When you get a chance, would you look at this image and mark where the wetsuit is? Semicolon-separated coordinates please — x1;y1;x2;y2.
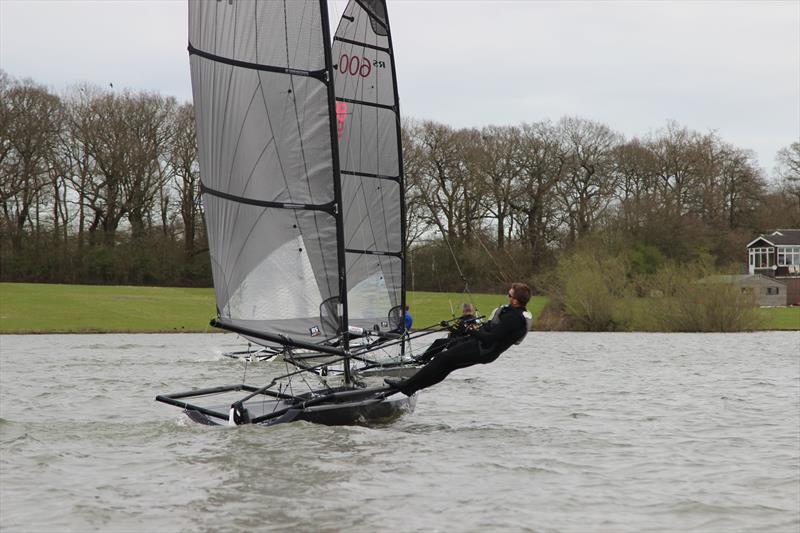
416;313;478;363
394;305;529;396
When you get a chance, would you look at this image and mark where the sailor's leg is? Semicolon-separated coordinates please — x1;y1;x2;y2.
416;337;449;362
398;339;484;395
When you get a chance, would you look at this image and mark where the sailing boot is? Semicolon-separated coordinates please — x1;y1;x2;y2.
383;377;405;389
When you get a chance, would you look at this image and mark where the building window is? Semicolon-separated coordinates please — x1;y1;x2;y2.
777;246;800;266
749;247;773;268
767;287;780;295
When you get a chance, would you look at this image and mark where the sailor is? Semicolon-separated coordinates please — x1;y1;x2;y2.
386;283;533;396
416;302;479;363
390;305;414;335
452;302;479;336
404;305;413;330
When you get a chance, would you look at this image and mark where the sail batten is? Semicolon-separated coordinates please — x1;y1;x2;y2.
188;43;328;79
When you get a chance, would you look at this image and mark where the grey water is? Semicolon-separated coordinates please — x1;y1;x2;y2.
1;332;798;533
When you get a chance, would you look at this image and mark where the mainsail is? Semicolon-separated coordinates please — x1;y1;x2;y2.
189;0;345;341
190;0;405;345
332;0;406;333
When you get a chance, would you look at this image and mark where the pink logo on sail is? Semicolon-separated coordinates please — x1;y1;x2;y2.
336;101;348;140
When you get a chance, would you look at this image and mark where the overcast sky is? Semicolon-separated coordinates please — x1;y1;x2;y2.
1;0;798;177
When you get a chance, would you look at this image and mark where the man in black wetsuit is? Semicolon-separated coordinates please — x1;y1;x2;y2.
386;283;532;396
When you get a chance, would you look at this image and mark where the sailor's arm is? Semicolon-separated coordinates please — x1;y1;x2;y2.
472;311;521;344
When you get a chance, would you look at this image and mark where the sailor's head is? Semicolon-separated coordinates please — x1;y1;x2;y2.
508;283;531;307
462;303;475;316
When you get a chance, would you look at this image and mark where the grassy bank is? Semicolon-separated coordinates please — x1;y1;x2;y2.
0;283;217;333
1;283;795;333
757;306;800;330
0;283;548;334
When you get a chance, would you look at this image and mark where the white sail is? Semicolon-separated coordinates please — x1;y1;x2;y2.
189;0;343;340
332;0;405;331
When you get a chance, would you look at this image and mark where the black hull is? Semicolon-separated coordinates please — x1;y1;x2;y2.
184;393;415;427
157;384;414;428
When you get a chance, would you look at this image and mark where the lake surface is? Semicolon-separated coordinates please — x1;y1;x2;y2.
1;332;798;532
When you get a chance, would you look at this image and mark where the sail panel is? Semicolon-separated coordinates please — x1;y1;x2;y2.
336;104;398;177
190;0;343;342
333;1;390;49
341;174;401;253
189;0;326;71
333;0;404;332
191;58;335;204
346;254;402;324
334;52;394;108
204;197;340;338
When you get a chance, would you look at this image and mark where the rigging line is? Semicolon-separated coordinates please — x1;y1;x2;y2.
473;230;511;283
439;225;468;286
283;357;294;397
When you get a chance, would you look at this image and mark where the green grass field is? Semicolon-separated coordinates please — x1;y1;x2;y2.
757;306;800;330
0;282;796;333
0;283;217;333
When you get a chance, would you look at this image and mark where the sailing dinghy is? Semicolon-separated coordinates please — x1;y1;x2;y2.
157;0;435;426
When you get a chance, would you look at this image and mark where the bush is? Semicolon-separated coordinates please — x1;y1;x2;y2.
549;246;629;331
638;263;764;332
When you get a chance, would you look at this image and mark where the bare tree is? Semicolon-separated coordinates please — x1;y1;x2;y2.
413;121;485;242
509;121;566;270
557;117;621;242
477;125;519;249
0;77;61;249
775;142;800;220
400;119;432;251
168;103;200;256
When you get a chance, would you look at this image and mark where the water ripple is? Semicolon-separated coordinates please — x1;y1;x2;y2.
0;332;798;532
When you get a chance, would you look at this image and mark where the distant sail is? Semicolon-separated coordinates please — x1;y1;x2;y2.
189;1;343;340
332;0;405;331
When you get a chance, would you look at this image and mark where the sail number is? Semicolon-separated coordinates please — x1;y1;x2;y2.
338;54;386;78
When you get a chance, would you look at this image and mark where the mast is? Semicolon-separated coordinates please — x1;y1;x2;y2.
320;0;352;383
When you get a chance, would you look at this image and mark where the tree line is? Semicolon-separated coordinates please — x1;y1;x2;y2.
1;72;205;285
2;71;799;291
